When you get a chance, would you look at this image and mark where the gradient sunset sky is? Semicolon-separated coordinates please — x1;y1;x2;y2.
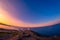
0;0;60;28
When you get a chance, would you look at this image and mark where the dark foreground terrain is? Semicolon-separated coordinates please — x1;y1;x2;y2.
0;23;60;40
0;29;60;40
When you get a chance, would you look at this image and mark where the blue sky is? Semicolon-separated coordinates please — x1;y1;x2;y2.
7;0;60;24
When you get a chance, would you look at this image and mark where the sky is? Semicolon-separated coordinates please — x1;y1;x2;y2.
7;0;60;23
0;0;60;28
7;0;60;22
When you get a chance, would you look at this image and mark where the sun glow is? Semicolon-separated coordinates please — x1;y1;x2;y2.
0;11;8;25
0;14;3;18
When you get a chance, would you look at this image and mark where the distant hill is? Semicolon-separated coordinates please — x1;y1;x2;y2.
0;23;18;32
0;23;15;27
0;23;20;30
